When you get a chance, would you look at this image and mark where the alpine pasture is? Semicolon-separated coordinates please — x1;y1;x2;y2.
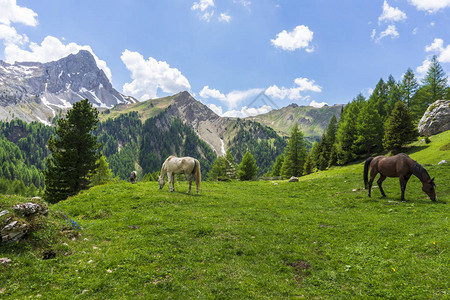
0;131;449;299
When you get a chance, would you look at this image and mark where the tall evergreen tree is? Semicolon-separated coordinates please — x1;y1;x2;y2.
44;99;101;203
237;151;258;181
385;75;401;117
368;79;389;120
422;55;448;103
270;154;285;177
400;68;419;108
355;101;383;155
383;101;418;153
280;124;307;178
335;95;364;164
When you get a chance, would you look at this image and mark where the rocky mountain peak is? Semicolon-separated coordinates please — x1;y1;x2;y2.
0;50;136;125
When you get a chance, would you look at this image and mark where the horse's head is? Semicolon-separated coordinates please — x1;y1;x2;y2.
422;177;436;201
158;175;165;189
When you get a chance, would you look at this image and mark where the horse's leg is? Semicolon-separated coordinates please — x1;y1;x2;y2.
168;173;174;192
186;173;192;194
368;170;377;198
377;174;387;197
399;174;411;202
171;174;175;192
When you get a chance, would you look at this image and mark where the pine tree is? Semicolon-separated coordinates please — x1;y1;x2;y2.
335;96;364;164
280;124;307;178
237;151;258;181
400;68;419;108
303;153;314;175
89;153;113;186
270;154;284;177
422;55;448;102
354;101;383;155
368;79;388;120
383;101;418;153
224;150;237;179
44;99;101;203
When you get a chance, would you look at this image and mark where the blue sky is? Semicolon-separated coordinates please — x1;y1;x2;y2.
1;0;450;117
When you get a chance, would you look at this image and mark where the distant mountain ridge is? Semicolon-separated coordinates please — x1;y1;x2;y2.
246;102;344;141
0;50;136;124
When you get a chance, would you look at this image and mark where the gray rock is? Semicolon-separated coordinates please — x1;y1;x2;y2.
289;176;299;182
13;202;48;216
438;160;447;165
0;210;8;218
418;100;450;136
0;258;11;266
0;220;29;244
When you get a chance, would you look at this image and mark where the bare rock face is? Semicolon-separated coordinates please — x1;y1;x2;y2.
13;202;48;216
289;176;299;182
418;100;450;136
0;219;29;244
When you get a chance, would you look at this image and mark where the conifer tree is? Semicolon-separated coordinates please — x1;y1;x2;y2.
270;154;284;177
400;68;419;108
335;96;364;164
89;153;113;186
368;79;388;120
237;151;258;181
383;101;418;153
280;124;307;177
422;55;448;102
44;99;101;203
303;153;314;175
355;101;383;155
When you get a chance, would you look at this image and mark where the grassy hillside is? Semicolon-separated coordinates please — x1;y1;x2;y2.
0;132;448;299
247;104;343;140
99;95;175;122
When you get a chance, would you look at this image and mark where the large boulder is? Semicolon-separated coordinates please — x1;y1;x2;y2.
418;100;450;136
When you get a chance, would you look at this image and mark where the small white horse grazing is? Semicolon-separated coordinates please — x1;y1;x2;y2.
158;156;201;194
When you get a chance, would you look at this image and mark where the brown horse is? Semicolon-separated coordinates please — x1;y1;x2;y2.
364;153;436;202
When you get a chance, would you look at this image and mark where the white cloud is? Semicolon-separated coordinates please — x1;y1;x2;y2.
425;38;450;63
4;35;112;80
0;0;38;26
379;0;407;24
234;0;251;7
219;13;232;23
416;58;431;78
222;105;272;118
0;23;28;45
265;77;322;100
425;38;444;52
309;100;328;108
199;86;262;110
200;86;227;101
121;49;191;100
271;25;314;52
191;0;215;22
208;103;223;116
408;0;450;13
372;25;399;42
412;27;418;35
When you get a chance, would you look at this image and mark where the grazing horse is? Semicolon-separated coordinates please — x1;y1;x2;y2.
158;156;201;194
364;153;436;202
129;171;137;184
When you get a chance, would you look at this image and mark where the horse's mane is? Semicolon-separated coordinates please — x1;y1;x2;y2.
413;162;431;181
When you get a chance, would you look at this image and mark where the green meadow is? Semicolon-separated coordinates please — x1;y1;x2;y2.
1;132;449;299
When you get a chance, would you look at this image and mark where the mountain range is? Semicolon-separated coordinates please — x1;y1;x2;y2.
0;50;136;125
0;50;342;156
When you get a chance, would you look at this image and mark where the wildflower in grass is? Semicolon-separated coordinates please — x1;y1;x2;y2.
392;268;396;272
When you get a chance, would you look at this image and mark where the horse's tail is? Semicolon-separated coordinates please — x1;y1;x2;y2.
193;159;201;190
364;157;374;189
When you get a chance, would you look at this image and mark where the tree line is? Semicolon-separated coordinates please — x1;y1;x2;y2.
268;55;449;178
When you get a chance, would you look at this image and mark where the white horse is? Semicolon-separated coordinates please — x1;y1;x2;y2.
158;156;201;194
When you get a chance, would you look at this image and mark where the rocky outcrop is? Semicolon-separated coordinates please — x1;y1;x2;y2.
418;100;450;136
0;50;137;124
0;200;48;244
